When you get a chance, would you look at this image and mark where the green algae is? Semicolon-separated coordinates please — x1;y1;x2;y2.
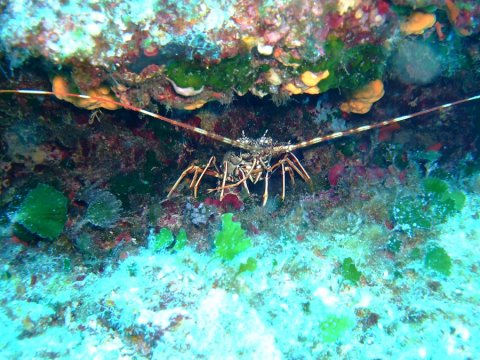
166;54;265;94
165;37;384;96
300;36;386;93
425;245;452;276
340;257;362;284
166;60;205;90
173;228;188;251
392;177;466;235
422;178;466;224
318;314;355;344
151;228;175;251
205;55;258;93
238;257;258;274
214;213;251;261
150;228;188;252
15;184;68;241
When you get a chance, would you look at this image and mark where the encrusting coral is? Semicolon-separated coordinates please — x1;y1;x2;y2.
339;79;384;114
400;12;436;35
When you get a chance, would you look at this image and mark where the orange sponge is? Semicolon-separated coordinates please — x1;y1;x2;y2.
52;75;120;110
340;80;384;114
400;12;436;35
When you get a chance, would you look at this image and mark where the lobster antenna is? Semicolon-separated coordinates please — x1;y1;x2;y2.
0;89;257;151
279;94;480;153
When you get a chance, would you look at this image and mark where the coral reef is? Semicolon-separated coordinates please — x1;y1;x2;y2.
1;0;478;111
0;1;480;359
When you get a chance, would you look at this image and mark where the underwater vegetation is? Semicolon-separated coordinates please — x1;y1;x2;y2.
79;188;123;229
12;184;68;241
214;213;252;261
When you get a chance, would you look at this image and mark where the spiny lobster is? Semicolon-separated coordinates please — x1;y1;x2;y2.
1;88;479;206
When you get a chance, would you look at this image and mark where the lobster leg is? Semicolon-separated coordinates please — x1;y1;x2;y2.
167;165;197;198
193;156;216;198
285;166;295;185
262;172;270;206
189;167;202;189
168;157;221;199
238;168;251;194
285;156;311;183
219;160;229;201
287;153;311;181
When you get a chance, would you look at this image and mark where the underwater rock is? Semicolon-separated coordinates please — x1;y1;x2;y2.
0;0;394;109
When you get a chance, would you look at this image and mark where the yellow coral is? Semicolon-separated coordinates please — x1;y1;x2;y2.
300;70;330;87
340;100;373;114
400;12;436;35
52;75;120;110
338;0;360;15
352;79;384;103
183;99;207;110
340;80;384;114
283;83;303;95
241;36;258;50
304;86;320;95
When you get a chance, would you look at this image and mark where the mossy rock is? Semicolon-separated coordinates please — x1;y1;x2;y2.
386;234;402;253
392;178;465;235
109;171;152;208
392;196;432;233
